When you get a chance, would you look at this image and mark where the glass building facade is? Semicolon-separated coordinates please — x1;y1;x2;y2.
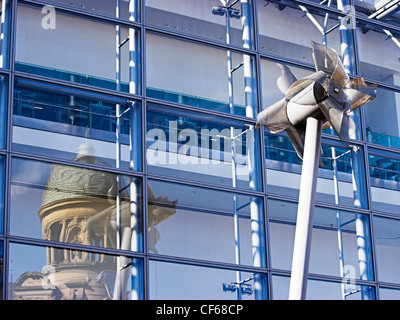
0;0;399;300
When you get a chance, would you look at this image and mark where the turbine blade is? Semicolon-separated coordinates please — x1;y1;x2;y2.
276;63;297;94
311;41;349;87
285;126;305;159
256;98;289;133
285;125;324;166
345;77;378;112
319;98;357;145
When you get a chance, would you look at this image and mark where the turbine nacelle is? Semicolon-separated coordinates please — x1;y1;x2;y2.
256;41;377;160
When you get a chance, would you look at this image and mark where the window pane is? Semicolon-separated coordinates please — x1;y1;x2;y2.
10;157;143;252
271;275;375;300
368;149;400;214
356;22;400;85
146;33;258;117
0;156;4;234
365;86;400;150
373;216;400;284
145;0;253;48
258;0;346;65
354;0;400;29
16;3;140;93
149;260;267;300
13;78;142;171
0;0;11;69
41;0;140;21
148;179;265;267
0;74;8;149
8;242;143;300
266;134;368;208
379;287;400;300
147;104;262;191
268;199;374;281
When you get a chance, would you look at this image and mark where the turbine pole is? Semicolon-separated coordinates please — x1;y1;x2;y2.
288;117;322;300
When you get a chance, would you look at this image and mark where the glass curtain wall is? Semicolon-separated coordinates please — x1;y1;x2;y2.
0;0;399;300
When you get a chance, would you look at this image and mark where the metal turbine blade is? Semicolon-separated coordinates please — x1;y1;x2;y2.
256;98;289;133
276;63;297;94
311;41;349;87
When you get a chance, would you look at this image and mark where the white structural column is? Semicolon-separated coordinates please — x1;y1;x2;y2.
288;117;322;300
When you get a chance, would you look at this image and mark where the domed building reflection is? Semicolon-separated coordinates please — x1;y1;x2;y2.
11;145;177;300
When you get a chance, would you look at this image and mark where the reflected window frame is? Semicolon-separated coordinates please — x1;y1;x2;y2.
146;178;266;267
267;199;374;282
146;102;263;192
12;77;142;172
15;2;142;94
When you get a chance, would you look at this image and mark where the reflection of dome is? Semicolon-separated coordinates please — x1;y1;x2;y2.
41;154;117;207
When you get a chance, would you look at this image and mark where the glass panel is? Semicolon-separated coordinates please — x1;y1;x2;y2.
373;216;400;284
368;149;400;214
149;260;267;300
354;0;400;29
0;242;2;299
146;33;258;117
0;0;11;69
268;199;374;281
0;74;7;149
148;179;265;267
379;287;400;300
147;104;262;191
266;134;368;208
41;0;140;21
12;78;142;171
0;156;4;234
16;3;141;94
10;157;143;252
258;0;346;65
145;0;254;48
271;275;375;300
8;242;143;300
356;21;400;84
365;86;400;150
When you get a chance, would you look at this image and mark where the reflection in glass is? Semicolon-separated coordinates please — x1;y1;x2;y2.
0;156;4;234
148;179;265;268
266;133;368;208
373;216;400;284
272;274;375;300
10;157;148;253
257;0;345;65
364;86;400;150
268;199;374;295
145;0;253;48
149;260;267;300
379;287;400;300
42;0;140;21
8;242;143;300
354;0;400;29
356;22;400;85
368;149;400;214
16;3;140;93
0;74;7;149
146;33;257;117
13;78;142;171
0;0;11;69
147;104;262;191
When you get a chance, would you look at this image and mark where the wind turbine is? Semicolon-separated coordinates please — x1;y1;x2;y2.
256;41;377;299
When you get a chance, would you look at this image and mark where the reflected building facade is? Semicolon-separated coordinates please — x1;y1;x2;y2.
0;0;400;300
